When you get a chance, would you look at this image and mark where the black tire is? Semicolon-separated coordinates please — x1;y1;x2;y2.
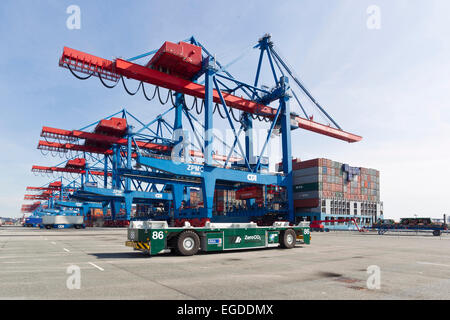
45;225;51;229
280;229;296;249
175;231;200;256
74;225;81;229
433;230;441;236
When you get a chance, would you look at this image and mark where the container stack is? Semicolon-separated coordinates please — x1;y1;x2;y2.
214;189;238;212
293;158;380;209
236;186;263;200
213;188;260;213
92;208;103;217
85;208;105;227
189;189;202;207
214;190;226;212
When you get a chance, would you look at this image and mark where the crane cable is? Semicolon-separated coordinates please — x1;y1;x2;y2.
142;83;158;101
67;65;94;80
121;76;142;95
180;94;239;123
67;64;268;124
98;72;119;89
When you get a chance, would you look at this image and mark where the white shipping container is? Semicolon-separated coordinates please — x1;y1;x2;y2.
42;215;83;225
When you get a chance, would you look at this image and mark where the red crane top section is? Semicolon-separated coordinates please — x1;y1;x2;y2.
59;46;362;143
48;181;62;188
95;117;127;136
147;41;202;79
65;158;86;170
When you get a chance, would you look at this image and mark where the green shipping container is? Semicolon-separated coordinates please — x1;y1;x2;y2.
293;182;322;193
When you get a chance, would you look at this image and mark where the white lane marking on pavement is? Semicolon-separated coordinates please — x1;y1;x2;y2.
63;248;70;252
88;262;104;271
417;261;450;267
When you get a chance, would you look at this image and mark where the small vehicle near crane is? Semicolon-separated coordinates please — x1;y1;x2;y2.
23;216;42;227
310;220;327;232
40;215;85;229
310;218;367;232
126;220;311;256
374;217;447;236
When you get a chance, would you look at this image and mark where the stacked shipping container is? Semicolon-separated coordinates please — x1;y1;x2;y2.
292;158;380;206
236;186;263;200
214;189;242;212
290;158;382;229
215;189;226;212
189;188;203;207
213;187;265;213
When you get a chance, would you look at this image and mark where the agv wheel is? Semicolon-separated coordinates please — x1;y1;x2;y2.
280;229;296;249
175;231;200;256
433;230;441;236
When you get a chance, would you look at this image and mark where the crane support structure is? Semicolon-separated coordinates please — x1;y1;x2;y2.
55;35;363;225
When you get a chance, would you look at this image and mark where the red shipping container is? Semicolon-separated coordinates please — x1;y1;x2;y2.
236;186;263;200
295;158;320;170
294;198;319;208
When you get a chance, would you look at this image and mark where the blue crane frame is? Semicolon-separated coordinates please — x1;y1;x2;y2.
53;34;361;224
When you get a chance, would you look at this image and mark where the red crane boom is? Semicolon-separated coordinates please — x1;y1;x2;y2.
31;165;111;177
41;126;170;152
59;46;362;143
39;129;241;161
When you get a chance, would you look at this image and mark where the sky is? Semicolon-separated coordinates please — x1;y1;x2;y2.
1;0;449;220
